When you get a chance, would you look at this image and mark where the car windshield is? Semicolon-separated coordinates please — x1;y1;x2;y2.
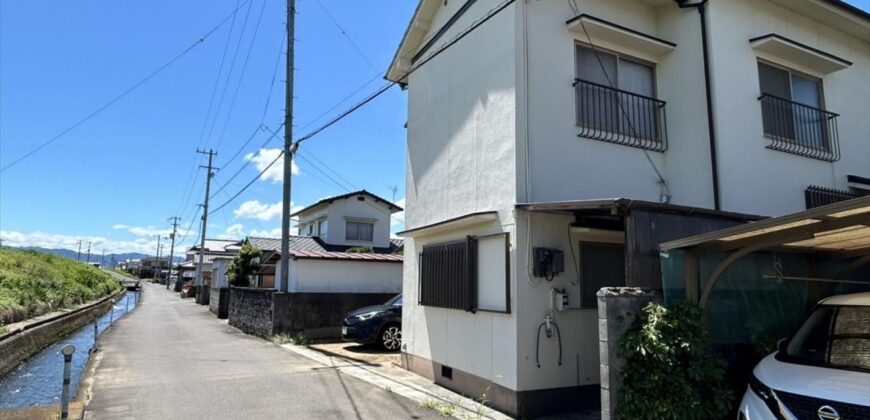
386;295;402;307
785;305;870;372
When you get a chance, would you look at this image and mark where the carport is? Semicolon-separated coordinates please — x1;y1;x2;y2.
660;196;869;309
658;196;869;379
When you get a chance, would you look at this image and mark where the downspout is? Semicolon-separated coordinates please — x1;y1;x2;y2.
676;0;721;210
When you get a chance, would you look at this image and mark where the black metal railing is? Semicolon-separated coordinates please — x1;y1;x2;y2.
759;94;840;162
805;185;863;209
574;79;667;152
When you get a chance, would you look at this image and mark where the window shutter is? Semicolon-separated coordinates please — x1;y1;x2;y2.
419;237;477;312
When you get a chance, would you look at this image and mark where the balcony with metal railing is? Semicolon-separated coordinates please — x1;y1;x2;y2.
574;79;668;152
758;93;840;162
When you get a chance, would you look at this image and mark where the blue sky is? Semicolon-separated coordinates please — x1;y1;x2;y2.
1;0;868;255
0;0;415;254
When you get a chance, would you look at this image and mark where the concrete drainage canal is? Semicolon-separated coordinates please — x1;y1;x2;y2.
0;290;140;409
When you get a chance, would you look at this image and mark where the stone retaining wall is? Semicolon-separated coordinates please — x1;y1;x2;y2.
272;292;395;340
0;290;124;379
227;287;275;339
597;287;661;420
209;287;230;319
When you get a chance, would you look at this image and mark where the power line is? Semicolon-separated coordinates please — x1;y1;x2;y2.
195;0;244;150
210;122;284;199
0;0;252;173
203;0;255;150
209;148;284;216
208;0;516;219
314;0;375;70
214;0;269;150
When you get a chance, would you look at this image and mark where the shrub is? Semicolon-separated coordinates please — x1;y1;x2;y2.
227;243;261;287
346;246;373;253
618;302;733;420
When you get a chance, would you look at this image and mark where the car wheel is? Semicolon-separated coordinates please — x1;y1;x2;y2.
380;324;401;351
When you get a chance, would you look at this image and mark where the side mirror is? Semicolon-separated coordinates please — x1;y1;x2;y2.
776;338;789;354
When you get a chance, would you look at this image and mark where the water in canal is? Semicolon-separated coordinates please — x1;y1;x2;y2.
0;291;139;408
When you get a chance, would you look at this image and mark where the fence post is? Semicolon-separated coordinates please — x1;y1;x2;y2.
60;344;75;419
109;299;115;324
93;317;99;352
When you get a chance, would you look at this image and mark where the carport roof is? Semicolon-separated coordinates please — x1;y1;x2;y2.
660;196;870;255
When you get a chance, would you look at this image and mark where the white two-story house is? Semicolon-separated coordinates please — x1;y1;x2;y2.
247;190;404;293
388;0;869;416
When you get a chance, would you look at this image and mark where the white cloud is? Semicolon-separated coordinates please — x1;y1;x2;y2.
233;200;283;221
0;230;169;255
244;148;299;183
248;227;282;238
112;224;193;239
217;223;246;240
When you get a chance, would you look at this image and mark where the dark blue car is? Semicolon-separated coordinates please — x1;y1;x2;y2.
342;294;402;351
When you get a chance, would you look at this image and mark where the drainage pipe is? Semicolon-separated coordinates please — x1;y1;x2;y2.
676;0;721;210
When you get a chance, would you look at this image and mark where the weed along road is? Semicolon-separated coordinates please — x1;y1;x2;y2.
84;283;439;419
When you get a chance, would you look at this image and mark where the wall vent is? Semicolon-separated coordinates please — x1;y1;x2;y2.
441;365;453;380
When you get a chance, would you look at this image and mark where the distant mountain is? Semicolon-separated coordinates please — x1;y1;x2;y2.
8;246;184;267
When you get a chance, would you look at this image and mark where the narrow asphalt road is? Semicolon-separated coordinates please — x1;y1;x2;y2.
84;283;439;420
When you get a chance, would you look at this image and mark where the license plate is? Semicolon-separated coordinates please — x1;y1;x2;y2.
341;326;348;335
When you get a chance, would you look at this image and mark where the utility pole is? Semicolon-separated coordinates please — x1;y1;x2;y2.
76;240;82;261
195;149;217;302
155;235;162;281
100;248;105;268
278;0;297;293
85;242;92;263
167;216;180;289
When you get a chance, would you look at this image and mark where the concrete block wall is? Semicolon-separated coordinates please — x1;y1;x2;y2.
209;287;230;319
272;292;395;340
597;287;661;420
227;287;275;339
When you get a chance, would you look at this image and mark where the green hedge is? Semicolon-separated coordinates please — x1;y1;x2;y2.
0;248;121;325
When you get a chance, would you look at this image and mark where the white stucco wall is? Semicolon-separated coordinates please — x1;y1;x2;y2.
402;220;519;391
402;0;519;391
291;259;402;293
297;195;395;249
707;0;870;216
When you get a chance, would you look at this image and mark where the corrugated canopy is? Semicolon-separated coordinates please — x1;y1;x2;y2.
660;196;870;255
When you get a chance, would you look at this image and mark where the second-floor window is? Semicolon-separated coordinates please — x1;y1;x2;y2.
574;43;666;151
318;220;328;237
757;61;839;161
345;221;373;242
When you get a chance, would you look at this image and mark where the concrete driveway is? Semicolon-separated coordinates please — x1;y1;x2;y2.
83;283;439;420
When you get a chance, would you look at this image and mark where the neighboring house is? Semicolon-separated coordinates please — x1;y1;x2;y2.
226;191;404;337
387;0;868;417
138;257;171;279
185;239;241;285
245;190;404;291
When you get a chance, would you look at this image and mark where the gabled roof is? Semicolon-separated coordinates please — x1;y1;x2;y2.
245;235;403;256
290;190;402;217
188;239;241;253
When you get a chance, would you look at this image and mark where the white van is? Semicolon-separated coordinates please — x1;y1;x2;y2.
738;292;869;419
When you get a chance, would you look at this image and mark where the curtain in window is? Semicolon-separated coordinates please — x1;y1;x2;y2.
576;45;618;132
618;59;656;139
345;221;373;241
791;75;825;148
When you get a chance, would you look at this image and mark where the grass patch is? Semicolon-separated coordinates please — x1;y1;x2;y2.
0;248;122;325
271;331;309;346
